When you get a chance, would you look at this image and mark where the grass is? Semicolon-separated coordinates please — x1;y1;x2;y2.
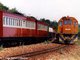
75;40;80;45
0;45;4;51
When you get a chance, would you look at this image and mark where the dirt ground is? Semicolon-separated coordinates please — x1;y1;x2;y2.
28;45;80;60
0;43;59;58
0;43;80;60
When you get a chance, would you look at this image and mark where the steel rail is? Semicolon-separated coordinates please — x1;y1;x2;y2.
10;45;69;57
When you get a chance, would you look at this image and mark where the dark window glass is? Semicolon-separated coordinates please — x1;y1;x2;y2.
64;20;72;24
6;17;8;25
74;22;77;26
59;21;62;26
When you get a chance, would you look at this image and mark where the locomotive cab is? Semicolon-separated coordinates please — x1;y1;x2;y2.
58;16;78;44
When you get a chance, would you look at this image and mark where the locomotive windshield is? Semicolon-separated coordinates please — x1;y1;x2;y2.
64;20;72;25
59;21;62;26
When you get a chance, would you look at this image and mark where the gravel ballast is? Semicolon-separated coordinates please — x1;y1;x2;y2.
0;43;59;58
0;43;80;60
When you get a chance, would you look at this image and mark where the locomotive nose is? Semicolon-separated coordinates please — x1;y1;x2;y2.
63;25;72;34
65;28;71;30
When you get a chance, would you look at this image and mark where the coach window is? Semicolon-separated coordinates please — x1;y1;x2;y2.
9;18;10;25
44;26;47;31
5;17;8;25
21;20;22;27
31;22;34;28
39;24;42;30
44;26;46;30
14;19;17;26
45;26;47;31
12;18;14;26
25;21;27;27
16;19;18;26
11;18;13;26
17;19;19;26
12;19;14;26
31;22;32;28
33;22;35;28
22;20;26;27
39;24;40;30
30;21;32;28
26;21;28;27
29;21;31;27
29;21;31;28
10;18;12;25
3;17;5;25
18;20;20;26
38;24;40;30
16;20;19;26
9;18;11;25
41;25;42;30
8;18;10;25
28;21;30;27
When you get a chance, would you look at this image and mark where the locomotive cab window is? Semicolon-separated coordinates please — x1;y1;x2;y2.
64;20;72;25
74;22;77;26
59;21;62;26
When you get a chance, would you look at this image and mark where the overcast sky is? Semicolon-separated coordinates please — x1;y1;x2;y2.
0;0;80;23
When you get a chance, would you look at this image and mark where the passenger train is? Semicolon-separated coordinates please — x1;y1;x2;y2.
0;10;78;46
0;11;55;46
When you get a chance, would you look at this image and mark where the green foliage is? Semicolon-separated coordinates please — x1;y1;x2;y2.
9;8;17;13
0;2;24;16
9;8;24;16
0;3;9;11
51;21;58;30
0;2;58;31
78;24;80;39
75;40;80;45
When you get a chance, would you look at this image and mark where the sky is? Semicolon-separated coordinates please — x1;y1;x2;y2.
0;0;80;23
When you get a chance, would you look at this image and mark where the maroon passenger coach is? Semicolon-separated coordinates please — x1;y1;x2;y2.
0;11;54;46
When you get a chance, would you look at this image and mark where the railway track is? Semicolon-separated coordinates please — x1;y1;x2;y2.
10;44;69;58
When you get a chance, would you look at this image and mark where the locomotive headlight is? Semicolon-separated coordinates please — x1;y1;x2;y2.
65;28;71;30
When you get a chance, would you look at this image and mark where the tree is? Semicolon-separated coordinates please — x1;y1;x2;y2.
9;8;17;12
9;8;24;16
29;16;37;20
45;19;51;25
0;3;9;11
51;21;58;31
40;18;46;23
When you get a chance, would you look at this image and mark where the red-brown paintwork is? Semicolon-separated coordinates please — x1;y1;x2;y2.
0;11;3;37
58;16;78;34
0;10;48;38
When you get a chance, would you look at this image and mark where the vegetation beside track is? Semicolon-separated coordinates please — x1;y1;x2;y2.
75;39;80;45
